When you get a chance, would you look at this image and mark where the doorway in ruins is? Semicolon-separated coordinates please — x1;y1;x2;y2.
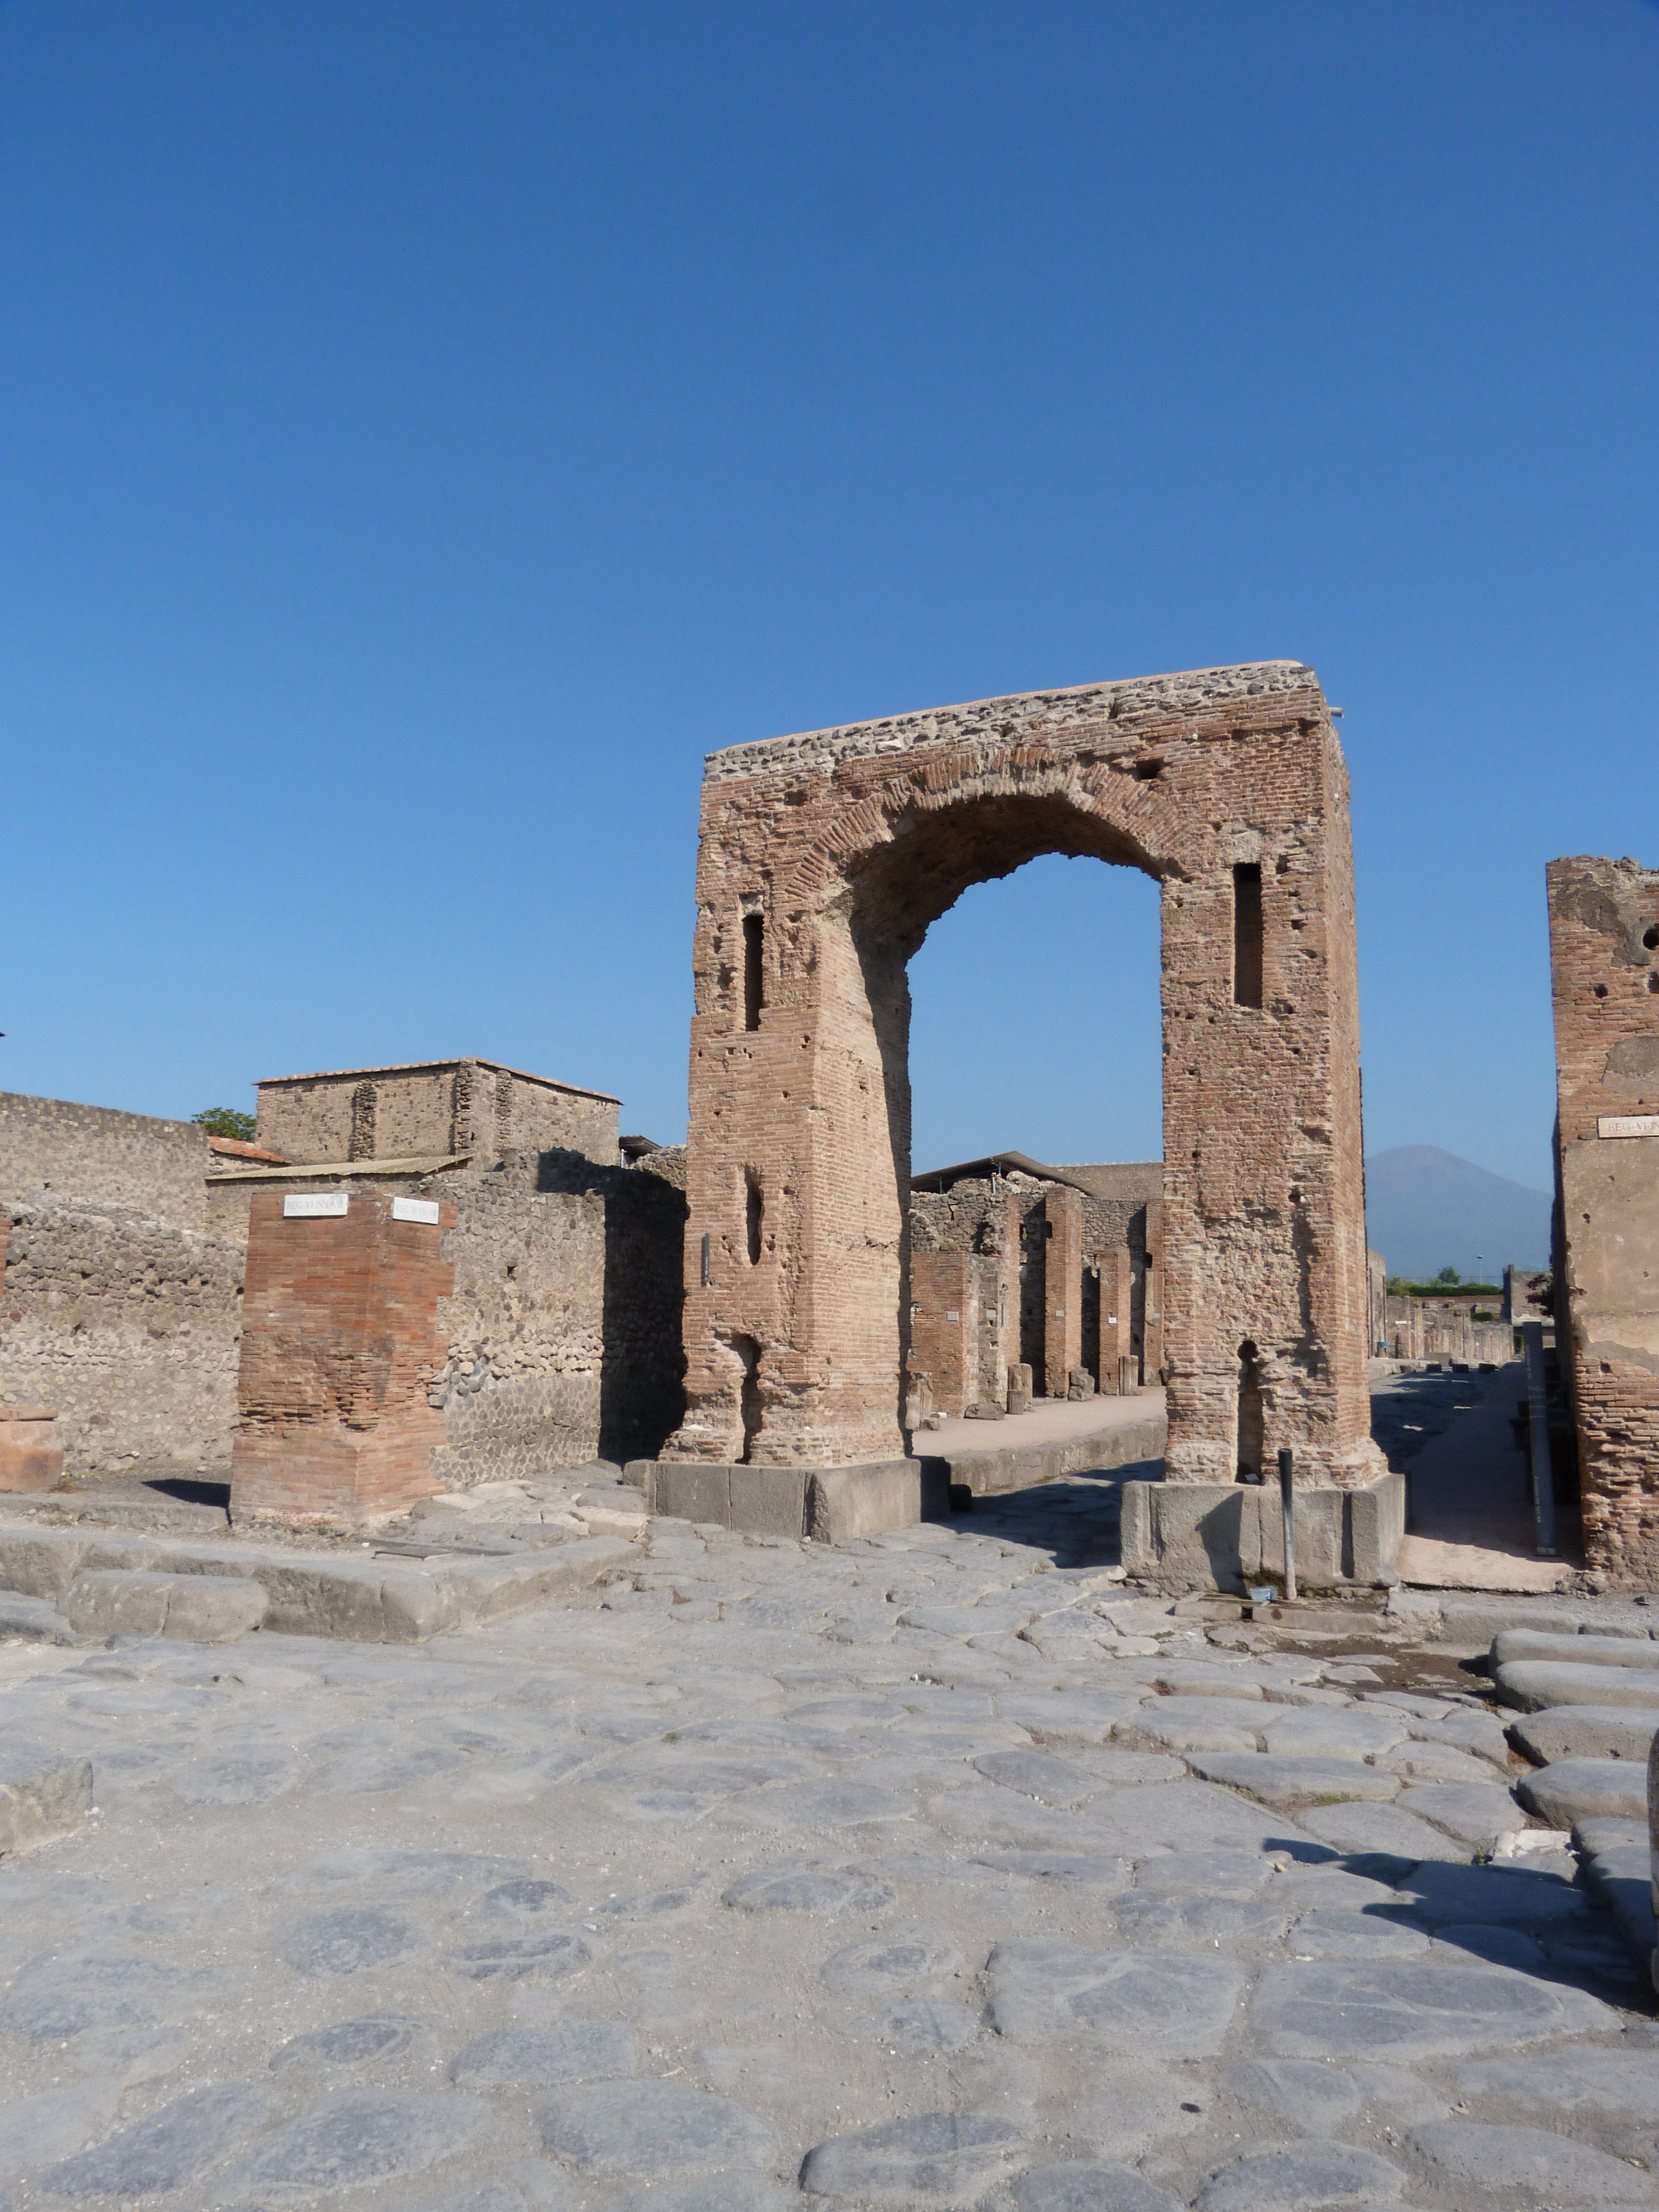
898;848;1165;1428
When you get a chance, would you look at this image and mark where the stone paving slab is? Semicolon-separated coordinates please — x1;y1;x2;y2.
1508;1704;1659;1765
1495;1657;1659;1711
1516;1756;1650;1829
0;1492;1656;2211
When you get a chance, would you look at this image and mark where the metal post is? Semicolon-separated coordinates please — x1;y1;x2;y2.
1277;1446;1297;1603
1521;1320;1558;1557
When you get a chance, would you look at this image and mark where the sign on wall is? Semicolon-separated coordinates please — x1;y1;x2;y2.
1598;1115;1659;1140
283;1192;349;1218
391;1197;441;1225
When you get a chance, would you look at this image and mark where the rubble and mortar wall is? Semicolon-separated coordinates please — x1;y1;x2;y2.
1547;855;1659;1583
255;1061;619;1170
1;1199;243;1475
1;1089;209;1224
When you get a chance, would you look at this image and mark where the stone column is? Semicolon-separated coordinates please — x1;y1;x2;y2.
1043;1187;1083;1400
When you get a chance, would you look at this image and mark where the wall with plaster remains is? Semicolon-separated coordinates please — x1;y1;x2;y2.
1547;854;1659;1583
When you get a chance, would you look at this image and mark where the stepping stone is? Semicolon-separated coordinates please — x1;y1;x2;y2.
1515;1756;1648;1827
1391;1783;1516;1848
1493;1627;1659;1671
1507;1705;1659;1764
1195;2142;1406;2210
232;2088;488;2191
1457;2045;1659;2122
1258;1708;1407;1759
1250;1957;1613;2058
1494;1659;1659;1712
1184;1753;1399;1808
1219;2059;1363;2127
538;2079;775;2175
987;1939;1243;2054
1015;2164;1180;2211
451;2021;635;2086
800;2112;1023;2203
1410;2121;1657;2203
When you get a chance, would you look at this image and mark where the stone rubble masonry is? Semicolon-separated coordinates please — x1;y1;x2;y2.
1547;855;1659;1584
253;1057;620;1172
231;1189;458;1525
1;1090;245;1478
664;661;1384;1501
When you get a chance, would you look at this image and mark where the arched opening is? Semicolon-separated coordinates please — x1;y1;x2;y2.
844;797;1165;1433
902;851;1163;1422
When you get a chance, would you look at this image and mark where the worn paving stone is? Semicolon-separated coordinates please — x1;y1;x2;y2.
1495;1659;1659;1712
607;2180;799;2212
0;2081;122;2187
1014;2163;1181;2211
1294;1799;1472;1864
971;1849;1131;1888
1507;1705;1659;1764
1183;1752;1400;1807
799;2112;1023;2203
1087;1780;1314;1854
988;1939;1244;2054
270;2015;418;2070
234;2087;489;2190
1287;1909;1430;1961
1389;1781;1517;1846
1457;2044;1659;2121
0;1946;221;2039
1257;1708;1408;1759
1515;1756;1649;1827
1133;1849;1277;1897
446;1928;592;1981
820;1930;963;1997
721;1865;893;1914
1410;2120;1657;2202
275;1905;423;1976
1112;1893;1291;1949
974;1749;1103;1805
1218;2059;1364;2128
538;2078;776;2175
1250;1957;1614;2057
1121;1702;1264;1754
41;2083;272;2198
873;1997;978;2053
452;2021;636;2086
1195;2141;1407;2209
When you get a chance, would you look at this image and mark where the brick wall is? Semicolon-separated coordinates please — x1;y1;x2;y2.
231;1189;455;1523
1547;855;1659;1582
664;660;1380;1490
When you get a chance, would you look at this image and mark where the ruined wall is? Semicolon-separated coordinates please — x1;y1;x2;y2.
255;1060;620;1170
0;1091;243;1476
1547;855;1659;1583
667;660;1381;1489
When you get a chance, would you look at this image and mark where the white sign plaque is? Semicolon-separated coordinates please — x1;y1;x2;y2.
392;1197;441;1225
283;1192;348;1218
1598;1115;1659;1140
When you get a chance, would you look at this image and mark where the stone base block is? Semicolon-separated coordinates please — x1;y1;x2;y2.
631;1459;951;1542
61;1570;270;1645
0;1412;63;1493
1121;1470;1405;1592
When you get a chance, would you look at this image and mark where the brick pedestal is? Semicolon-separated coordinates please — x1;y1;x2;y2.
231;1190;455;1527
0;1408;63;1491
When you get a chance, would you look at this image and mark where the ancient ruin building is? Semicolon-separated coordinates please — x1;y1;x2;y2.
2;1058;688;1521
1547;855;1659;1583
906;1153;1161;1418
657;660;1395;1584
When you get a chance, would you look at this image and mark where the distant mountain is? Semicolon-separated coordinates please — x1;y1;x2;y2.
1365;1145;1551;1281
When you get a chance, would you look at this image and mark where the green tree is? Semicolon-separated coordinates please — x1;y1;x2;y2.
1434;1266;1461;1286
192;1107;256;1143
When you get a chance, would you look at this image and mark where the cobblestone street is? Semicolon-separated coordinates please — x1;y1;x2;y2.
4;1476;1658;2212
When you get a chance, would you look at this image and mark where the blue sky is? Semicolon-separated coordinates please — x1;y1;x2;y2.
4;1;1655;1192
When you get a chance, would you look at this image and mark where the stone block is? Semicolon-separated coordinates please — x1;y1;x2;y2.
1007;1364;1033;1415
0;1411;63;1493
0;1748;93;1856
61;1570;269;1644
808;1462;933;1542
1121;1471;1404;1591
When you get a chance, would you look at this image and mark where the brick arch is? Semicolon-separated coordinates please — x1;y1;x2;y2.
664;661;1385;1521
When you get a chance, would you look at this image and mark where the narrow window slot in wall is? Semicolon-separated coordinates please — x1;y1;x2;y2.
745;1171;764;1265
742;913;764;1030
1233;863;1263;1009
